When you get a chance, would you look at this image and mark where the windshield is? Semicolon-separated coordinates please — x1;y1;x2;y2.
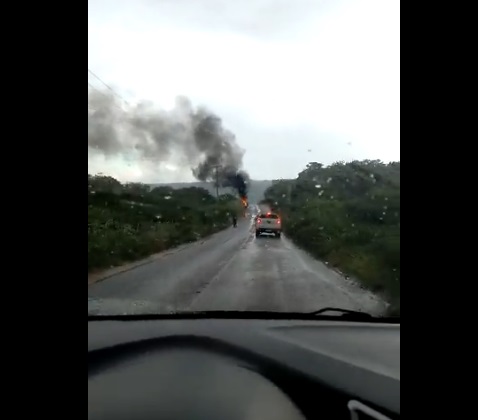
88;0;400;318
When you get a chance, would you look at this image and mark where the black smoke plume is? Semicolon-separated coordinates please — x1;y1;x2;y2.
88;89;248;199
223;169;248;200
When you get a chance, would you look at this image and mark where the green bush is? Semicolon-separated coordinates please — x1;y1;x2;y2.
262;160;400;315
88;175;241;272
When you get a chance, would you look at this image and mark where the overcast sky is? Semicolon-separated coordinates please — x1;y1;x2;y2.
88;0;400;182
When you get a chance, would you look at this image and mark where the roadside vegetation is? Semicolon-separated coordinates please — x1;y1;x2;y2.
88;174;242;272
262;160;400;315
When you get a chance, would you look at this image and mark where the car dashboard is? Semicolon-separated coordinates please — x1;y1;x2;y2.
88;317;400;420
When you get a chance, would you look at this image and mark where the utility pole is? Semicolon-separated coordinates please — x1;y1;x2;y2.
213;165;221;198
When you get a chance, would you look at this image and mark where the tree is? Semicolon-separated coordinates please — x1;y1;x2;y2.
263;160;400;315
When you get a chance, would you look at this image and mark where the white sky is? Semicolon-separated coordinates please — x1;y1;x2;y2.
88;0;400;182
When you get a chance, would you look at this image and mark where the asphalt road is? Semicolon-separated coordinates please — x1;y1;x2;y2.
88;216;387;315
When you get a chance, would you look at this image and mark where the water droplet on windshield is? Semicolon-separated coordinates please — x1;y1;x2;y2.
315;184;321;188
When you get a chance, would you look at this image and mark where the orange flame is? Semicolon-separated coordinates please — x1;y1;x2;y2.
241;197;248;208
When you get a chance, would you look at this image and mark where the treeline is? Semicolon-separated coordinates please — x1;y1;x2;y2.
262;160;400;315
88;175;241;272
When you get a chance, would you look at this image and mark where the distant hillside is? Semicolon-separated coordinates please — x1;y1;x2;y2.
150;180;273;204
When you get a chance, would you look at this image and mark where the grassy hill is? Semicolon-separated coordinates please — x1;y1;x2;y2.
150;180;273;204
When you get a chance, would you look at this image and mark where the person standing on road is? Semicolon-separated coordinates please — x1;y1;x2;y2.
232;214;237;227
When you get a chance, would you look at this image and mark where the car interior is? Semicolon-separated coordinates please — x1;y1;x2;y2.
88;314;400;420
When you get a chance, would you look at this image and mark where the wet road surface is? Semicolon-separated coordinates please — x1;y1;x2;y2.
88;217;387;315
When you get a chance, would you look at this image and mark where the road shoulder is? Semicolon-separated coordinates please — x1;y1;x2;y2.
88;231;222;286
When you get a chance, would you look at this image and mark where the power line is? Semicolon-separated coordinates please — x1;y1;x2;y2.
88;69;114;91
88;69;130;106
88;81;113;103
88;82;125;113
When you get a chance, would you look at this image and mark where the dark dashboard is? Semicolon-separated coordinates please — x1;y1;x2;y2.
88;316;400;420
